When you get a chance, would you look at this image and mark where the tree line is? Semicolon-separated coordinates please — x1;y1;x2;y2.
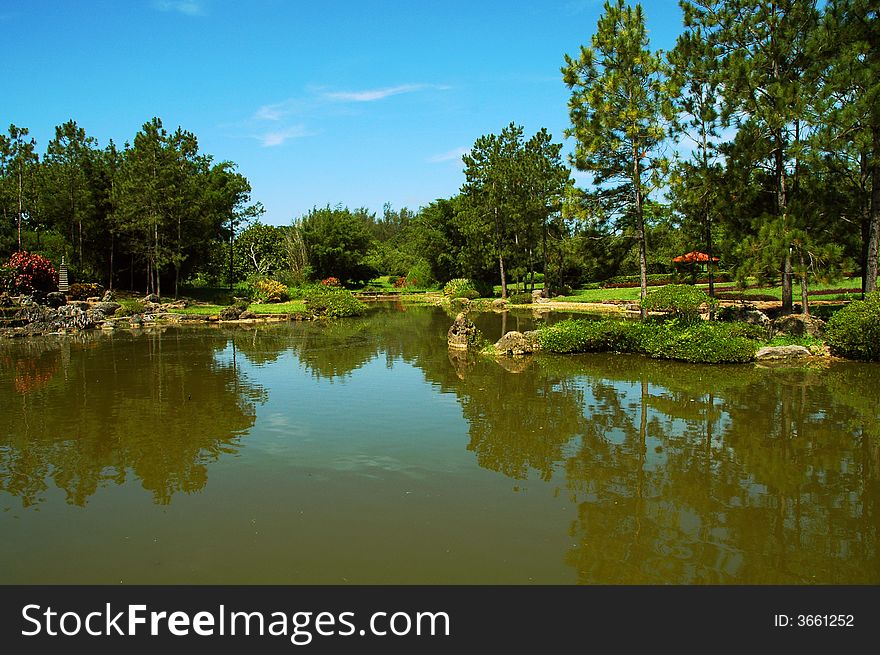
0;118;262;296
2;0;876;312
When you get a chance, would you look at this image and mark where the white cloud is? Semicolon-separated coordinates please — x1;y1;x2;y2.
253;100;301;122
427;147;469;164
152;1;206;16
323;83;449;103
258;125;310;147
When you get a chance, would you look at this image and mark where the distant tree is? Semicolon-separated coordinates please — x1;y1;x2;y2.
42;120;98;269
808;0;880;295
299;206;377;284
4;125;39;251
563;0;670;317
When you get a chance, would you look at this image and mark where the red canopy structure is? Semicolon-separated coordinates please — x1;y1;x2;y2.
672;250;720;264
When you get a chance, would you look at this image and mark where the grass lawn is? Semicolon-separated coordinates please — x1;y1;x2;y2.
166;301;307;315
166;305;228;315
249;301;307;314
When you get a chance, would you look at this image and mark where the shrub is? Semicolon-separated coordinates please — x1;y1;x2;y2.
508;292;532;304
68;282;104;300
457;289;480;300
825;291;880;361
443;278;493;298
321;276;342;287
5;251;58;293
251;279;290;303
538;318;759;363
443;278;476;297
0;264;15;292
641;284;716;323
304;287;366;318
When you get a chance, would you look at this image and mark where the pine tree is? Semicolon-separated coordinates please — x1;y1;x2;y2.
563;0;669;317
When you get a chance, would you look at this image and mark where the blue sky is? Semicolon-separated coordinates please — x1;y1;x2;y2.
4;0;686;226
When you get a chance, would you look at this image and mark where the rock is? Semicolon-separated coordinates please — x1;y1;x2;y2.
86;296;100;303
239;310;256;320
756;345;813;360
0;292;13;307
220;305;244;321
45;292;66;308
101;290;115;302
95;302;121;315
718;305;771;328
447;312;480;350
159;300;187;310
143;293;160;303
770;314;826;338
624;303;641;312
494;330;542;356
129;314;144;326
492;298;508;309
143;301;161;313
450;297;471;310
531;289;545;303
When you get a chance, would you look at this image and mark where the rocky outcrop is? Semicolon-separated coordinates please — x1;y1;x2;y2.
770;314;826;338
493;330;542;356
95;302;121;315
13;304;103;334
718;305;771;328
447;312;480;350
756;345;813;360
220;305;245;321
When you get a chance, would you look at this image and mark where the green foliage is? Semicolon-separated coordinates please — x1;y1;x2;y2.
299;206;377;285
304;287;366;318
508;292;533;305
233;222;291;279
563;0;669;304
443;278;476;297
538;318;759;363
443;278;493;299
641;284;716;322
825;292;880;360
0;264;15;293
250;278;289;303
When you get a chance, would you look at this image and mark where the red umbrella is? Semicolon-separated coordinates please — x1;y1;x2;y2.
672;250;720;263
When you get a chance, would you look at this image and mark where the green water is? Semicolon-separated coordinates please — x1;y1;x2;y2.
1;303;878;584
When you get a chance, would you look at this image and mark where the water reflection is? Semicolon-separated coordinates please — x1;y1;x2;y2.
1;305;877;583
0;329;264;506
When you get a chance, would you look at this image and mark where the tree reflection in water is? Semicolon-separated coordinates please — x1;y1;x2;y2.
0;329;264;506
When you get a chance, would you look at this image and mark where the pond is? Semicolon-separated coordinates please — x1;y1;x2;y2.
1;303;878;584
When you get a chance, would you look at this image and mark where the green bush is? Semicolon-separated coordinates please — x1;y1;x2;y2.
251;278;290;303
443;278;493;298
538;318;759;363
457;289;480;300
641;284;716;323
508;292;532;305
825;292;880;361
443;278;476;297
304;287;366;318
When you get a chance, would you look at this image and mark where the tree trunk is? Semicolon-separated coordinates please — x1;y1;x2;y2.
782;250;793;315
109;233;114;291
499;252;508;299
799;251;809;317
541;220;549;297
633;144;647;320
866;130;880;295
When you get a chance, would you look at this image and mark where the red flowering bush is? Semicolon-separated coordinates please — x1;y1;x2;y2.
320;277;341;287
6;251;58;293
